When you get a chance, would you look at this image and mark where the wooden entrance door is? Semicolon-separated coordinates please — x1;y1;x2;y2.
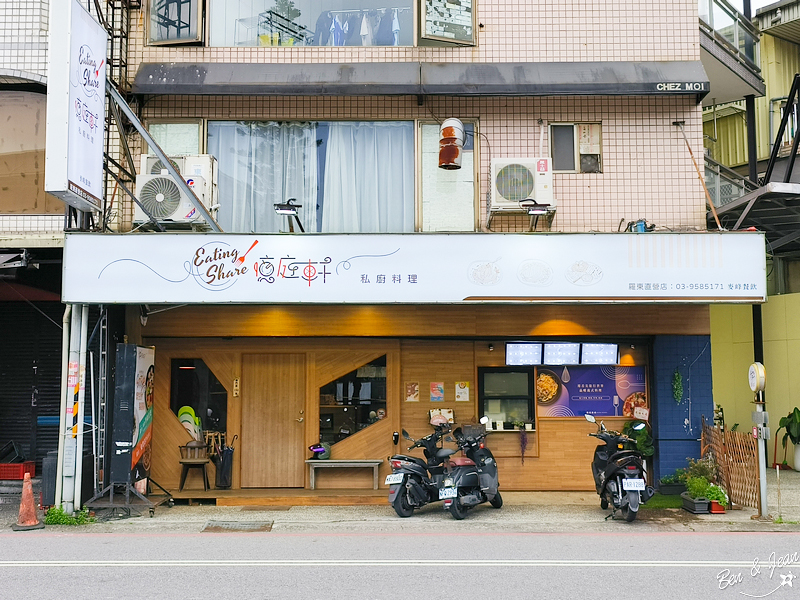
241;354;306;487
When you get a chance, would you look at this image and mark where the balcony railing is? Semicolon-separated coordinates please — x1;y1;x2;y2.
699;0;760;71
705;155;758;207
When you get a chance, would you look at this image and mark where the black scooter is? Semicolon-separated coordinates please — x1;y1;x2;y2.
387;418;455;517
585;414;654;522
440;416;502;520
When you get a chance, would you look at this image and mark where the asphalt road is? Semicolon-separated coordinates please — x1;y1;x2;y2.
1;528;798;600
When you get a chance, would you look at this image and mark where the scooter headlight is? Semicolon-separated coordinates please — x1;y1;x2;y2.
443;478;454;487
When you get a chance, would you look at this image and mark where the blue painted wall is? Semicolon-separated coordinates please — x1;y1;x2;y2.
651;335;713;484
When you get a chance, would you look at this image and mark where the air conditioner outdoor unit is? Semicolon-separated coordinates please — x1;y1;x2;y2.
134;173;214;225
135;154;219;226
490;158;555;212
141;154;218;188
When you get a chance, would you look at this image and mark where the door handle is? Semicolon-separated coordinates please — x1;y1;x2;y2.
296;417;304;423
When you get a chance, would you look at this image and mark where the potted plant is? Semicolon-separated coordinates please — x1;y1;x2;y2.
777;408;800;469
512;420;529;464
681;476;710;514
706;483;728;513
658;468;687;495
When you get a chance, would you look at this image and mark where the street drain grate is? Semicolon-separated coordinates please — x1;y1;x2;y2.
202;520;273;533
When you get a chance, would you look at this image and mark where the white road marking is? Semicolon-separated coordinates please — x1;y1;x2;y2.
0;559;753;568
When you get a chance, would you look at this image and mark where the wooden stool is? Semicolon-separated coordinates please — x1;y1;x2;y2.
179;458;210;491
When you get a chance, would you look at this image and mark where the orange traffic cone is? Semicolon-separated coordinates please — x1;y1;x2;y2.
12;472;44;531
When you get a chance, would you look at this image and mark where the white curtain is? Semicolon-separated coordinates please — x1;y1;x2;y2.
207;121;318;233
321;121;414;233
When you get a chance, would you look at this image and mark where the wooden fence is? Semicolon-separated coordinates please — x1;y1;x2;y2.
701;418;760;509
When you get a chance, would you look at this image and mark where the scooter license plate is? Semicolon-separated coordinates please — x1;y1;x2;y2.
385;473;404;485
439;486;458;499
622;478;645;491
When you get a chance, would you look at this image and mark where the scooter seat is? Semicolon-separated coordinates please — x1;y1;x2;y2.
449;457;476;467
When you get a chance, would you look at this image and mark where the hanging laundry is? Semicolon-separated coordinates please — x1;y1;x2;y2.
360;12;373;45
374;8;394;46
392;8;401;46
330;14;349;46
345;13;361;44
313;11;332;46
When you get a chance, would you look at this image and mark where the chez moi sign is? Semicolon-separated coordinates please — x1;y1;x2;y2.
62;231;767;305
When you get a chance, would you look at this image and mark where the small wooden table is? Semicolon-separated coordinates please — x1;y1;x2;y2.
305;459;383;490
179;458;210;491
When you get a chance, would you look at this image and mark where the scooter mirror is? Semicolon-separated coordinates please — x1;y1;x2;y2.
585;414;596;423
479;416;489;425
392;431;399;445
402;429;412;441
632;421;647;431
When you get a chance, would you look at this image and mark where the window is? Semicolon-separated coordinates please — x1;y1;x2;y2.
318;356;386;445
207;120;414;233
550;123;602;173
478;367;535;426
147;121;203;156
419;121;477;231
170;359;228;434
212;0;414;46
149;0;474;47
148;0;203;45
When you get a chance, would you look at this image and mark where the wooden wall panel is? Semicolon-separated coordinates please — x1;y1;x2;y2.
489;417;633;491
400;340;477;442
139;304;710;338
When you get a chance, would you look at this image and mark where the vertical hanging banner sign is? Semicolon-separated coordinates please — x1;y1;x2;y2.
44;0;107;212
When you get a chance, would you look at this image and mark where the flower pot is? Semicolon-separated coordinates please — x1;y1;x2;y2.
681;491;710;514
658;482;686;496
795;444;800;471
710;500;726;514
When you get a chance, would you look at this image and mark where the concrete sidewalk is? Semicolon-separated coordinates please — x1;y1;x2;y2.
2;468;799;534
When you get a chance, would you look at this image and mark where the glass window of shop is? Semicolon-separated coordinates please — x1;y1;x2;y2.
207;120;414;234
318;356;386;445
478;367;535;428
170;359;228;440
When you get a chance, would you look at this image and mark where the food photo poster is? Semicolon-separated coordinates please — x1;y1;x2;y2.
536;365;647;418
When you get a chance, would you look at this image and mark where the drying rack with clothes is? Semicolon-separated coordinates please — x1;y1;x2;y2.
258;10;314;46
312;7;411;47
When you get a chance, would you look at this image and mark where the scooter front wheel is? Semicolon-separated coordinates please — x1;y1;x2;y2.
489;491;503;509
600;498;609;510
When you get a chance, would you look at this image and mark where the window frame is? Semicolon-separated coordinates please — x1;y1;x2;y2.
478;366;536;428
550;122;603;174
416;119;480;232
146;0;204;46
144;119;206;156
418;0;477;46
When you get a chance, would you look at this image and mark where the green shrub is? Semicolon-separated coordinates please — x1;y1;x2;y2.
659;468;687;485
686;456;717;482
686;476;709;499
44;506;94;525
706;483;728;507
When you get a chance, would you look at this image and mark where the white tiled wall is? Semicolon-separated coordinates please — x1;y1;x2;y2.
0;215;63;234
0;0;48;77
135;94;706;233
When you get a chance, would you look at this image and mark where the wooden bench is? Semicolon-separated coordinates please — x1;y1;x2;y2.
305;459;383;490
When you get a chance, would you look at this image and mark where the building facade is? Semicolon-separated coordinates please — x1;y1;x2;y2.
2;0;769;499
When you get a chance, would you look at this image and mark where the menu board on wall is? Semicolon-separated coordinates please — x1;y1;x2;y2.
536;365;647;418
422;0;475;44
